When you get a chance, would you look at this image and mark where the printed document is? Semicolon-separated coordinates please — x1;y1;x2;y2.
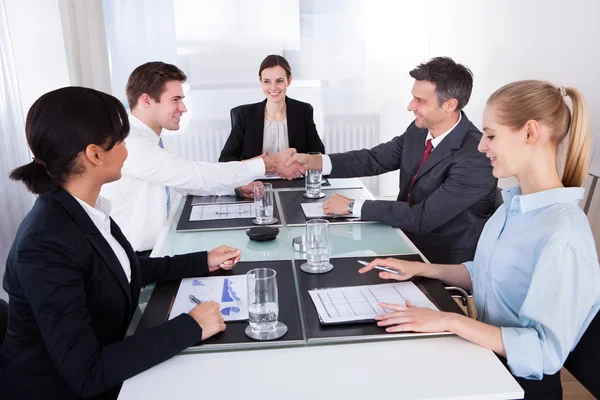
190;203;255;221
301;202;352;219
308;282;438;324
169;275;249;322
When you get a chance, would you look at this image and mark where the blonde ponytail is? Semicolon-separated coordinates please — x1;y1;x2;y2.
562;87;590;187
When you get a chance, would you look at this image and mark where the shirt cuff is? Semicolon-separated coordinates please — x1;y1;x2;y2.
321;155;332;175
501;327;543;379
352;199;366;218
246;158;266;176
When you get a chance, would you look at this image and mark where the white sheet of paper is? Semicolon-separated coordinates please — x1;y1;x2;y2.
190;195;251;206
169;276;249;321
308;282;439;324
301;202;349;219
189;203;255;221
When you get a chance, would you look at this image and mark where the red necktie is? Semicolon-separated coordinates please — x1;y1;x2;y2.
407;139;433;203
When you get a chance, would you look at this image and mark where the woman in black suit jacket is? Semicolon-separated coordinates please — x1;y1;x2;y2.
0;87;242;400
219;55;325;162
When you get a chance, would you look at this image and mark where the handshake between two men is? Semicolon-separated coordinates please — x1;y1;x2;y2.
241;149;353;216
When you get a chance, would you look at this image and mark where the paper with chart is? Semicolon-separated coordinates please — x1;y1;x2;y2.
189;203;255;221
301;202;353;219
308;282;438;324
169;275;249;321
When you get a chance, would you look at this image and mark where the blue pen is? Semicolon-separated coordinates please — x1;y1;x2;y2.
357;260;405;276
189;294;203;305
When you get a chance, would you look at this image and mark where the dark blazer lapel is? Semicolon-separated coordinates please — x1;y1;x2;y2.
248;100;267;156
415;111;470;180
51;189;133;309
110;219;142;315
285;97;300;149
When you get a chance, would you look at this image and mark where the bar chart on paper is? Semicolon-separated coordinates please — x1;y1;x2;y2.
308;282;439;324
169;275;249;321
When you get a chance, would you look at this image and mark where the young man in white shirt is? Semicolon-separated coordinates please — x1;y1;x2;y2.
101;61;303;254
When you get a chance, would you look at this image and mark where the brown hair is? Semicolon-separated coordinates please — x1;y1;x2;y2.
409;57;473;111
259;55;292;80
487;80;590;187
126;61;187;110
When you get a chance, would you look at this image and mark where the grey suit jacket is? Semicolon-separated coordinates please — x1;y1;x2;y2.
329;112;497;264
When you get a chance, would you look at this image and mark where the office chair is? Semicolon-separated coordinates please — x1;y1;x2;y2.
494;187;503;210
564;310;600;397
0;299;7;347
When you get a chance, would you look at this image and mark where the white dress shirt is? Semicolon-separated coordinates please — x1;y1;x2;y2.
72;194;131;283
321;113;462;217
101;115;266;252
262;118;289;155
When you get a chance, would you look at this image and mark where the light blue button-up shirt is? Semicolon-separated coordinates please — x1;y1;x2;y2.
463;186;600;379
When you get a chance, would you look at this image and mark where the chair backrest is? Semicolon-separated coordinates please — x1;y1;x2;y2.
0;299;7;347
494;187;503;210
564;310;600;398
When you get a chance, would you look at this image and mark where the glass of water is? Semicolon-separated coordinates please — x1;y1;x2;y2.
254;182;274;224
304;152;323;198
302;219;333;274
245;268;287;340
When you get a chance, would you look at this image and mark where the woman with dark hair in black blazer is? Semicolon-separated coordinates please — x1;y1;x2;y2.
219;54;326;162
0;87;242;400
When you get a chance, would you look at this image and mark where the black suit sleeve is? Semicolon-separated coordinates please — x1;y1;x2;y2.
328;134;404;178
219;107;246;162
360;150;495;233
16;231;203;398
138;252;209;286
304;104;326;154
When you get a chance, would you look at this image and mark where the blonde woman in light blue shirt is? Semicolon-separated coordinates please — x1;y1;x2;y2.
360;81;600;398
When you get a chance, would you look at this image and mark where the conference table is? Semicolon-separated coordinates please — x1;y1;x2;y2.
119;178;523;399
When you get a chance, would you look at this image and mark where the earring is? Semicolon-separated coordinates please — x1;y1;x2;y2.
99;162;103;165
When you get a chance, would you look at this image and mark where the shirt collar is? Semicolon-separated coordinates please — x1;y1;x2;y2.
129;114;162;144
502;185;584;214
426;112;462;148
71;194;113;232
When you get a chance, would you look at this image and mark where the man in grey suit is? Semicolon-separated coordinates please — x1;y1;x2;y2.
286;57;497;264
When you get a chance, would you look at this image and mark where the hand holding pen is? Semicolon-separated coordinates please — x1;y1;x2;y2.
188;298;226;341
357;258;422;281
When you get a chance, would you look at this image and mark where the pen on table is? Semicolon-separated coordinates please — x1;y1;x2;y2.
189;294;203;305
357;260;405;276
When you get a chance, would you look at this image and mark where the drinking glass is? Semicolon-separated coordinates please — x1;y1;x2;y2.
304;152;324;198
245;268;287;340
302;219;333;273
254;182;274;224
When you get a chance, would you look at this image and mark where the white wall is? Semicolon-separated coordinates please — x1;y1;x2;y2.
5;0;70;116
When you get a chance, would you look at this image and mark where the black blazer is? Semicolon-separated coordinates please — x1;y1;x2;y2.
0;189;210;400
219;97;325;161
329;112;497;264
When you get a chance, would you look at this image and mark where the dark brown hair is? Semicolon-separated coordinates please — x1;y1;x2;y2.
409;57;473;111
10;87;129;195
259;55;292;80
126;61;187;109
487;80;590;187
